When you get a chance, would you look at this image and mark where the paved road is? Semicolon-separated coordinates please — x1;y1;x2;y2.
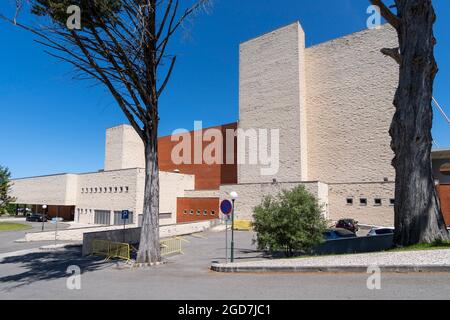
0;220;71;254
0;230;449;300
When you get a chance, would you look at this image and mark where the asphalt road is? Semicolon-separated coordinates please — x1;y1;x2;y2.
0;230;449;300
0;219;71;254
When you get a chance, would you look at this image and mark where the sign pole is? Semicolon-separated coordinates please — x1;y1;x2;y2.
55;215;58;246
231;199;235;263
225;217;228;263
123;217;126;243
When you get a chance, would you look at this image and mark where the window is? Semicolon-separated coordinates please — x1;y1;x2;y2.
125;186;129;193
203;210;208;216
346;198;353;205
211;210;215;216
197;210;201;216
360;198;368;206
109;187;113;193
90;188;93;193
99;188;102;193
374;198;382;206
390;198;395;206
114;187;118;193
119;187;123;193
81;188;84;193
190;210;194;215
183;210;187;215
104;187;107;193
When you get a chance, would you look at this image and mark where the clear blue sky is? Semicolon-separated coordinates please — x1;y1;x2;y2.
1;0;449;179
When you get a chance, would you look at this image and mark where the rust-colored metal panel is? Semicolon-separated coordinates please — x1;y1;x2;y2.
46;205;75;221
158;123;237;190
437;185;450;227
177;198;220;224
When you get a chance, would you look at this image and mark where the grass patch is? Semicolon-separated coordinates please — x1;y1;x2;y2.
388;240;450;252
0;222;32;232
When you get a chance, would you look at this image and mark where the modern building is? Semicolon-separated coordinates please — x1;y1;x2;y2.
11;22;450;227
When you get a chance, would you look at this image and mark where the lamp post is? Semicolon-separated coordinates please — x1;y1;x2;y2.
230;191;238;263
42;205;47;231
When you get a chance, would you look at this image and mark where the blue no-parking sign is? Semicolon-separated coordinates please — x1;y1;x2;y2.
220;200;232;216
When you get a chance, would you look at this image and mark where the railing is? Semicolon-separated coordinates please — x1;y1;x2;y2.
92;238;183;260
91;240;130;261
160;237;183;256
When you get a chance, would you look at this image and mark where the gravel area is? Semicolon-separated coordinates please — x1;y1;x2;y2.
215;249;450;268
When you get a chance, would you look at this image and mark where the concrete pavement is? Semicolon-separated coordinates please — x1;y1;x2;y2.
0;230;449;299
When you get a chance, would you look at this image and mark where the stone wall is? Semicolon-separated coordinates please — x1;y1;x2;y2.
328;182;395;226
11;174;78;206
305;25;398;184
220;182;328;221
238;22;307;184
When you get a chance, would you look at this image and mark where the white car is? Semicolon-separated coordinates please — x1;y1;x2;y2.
367;227;394;236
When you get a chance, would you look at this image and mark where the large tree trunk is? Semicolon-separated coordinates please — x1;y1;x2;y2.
391;0;449;246
136;127;161;264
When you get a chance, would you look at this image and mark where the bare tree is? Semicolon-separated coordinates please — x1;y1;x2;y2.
370;0;449;245
2;0;210;264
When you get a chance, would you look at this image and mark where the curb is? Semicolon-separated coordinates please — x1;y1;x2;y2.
210;263;450;273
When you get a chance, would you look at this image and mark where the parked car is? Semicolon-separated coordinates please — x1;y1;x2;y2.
26;214;47;222
323;228;358;240
367;227;394;236
335;218;359;233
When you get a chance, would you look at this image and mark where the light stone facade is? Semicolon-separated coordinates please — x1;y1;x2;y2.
13;123;194;226
220;182;329;221
230;22;398;225
12;22;410;227
11;174;78;206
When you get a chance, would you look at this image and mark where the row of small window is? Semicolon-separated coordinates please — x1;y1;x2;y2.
81;186;129;194
346;198;395;206
183;209;216;217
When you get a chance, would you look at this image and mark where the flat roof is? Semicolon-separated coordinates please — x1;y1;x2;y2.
432;148;450;160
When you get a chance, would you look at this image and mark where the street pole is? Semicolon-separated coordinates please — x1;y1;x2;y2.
41;205;47;232
55;215;58;246
225;217;229;263
231;199;235;263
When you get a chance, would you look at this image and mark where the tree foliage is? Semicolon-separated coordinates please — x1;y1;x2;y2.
252;186;327;257
2;0;210;264
0;166;16;215
30;0;122;28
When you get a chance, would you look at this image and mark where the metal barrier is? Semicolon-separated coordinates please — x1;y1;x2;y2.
91;238;182;260
109;242;131;261
160;237;183;256
91;240;130;261
233;220;252;231
92;240;111;258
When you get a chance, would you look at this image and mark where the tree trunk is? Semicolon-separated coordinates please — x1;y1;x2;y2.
391;0;449;246
136;127;161;264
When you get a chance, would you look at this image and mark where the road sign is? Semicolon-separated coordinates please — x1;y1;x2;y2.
121;210;129;220
220;200;232;215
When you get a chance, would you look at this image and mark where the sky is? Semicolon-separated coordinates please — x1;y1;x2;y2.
0;0;449;179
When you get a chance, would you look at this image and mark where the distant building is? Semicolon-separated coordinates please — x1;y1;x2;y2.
11;22;450;227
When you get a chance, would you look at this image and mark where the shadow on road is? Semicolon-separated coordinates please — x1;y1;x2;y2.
0;246;111;291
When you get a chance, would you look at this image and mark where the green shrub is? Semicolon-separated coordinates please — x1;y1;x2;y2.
252;186;327;257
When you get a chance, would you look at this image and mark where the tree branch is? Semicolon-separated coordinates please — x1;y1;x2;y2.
381;47;402;65
370;0;400;31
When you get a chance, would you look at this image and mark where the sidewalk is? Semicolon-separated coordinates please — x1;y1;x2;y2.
211;249;450;273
